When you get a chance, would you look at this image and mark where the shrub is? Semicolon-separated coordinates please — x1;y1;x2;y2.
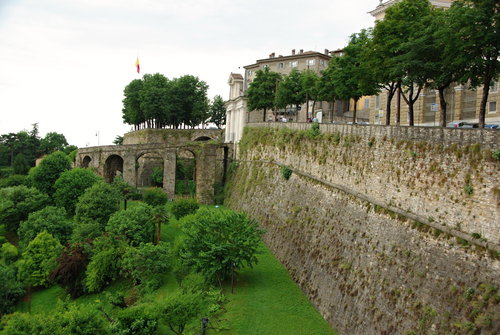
112;304;158;335
280;165;292;180
106;203;155;246
493;150;500;161
50;243;89;298
157;292;204;335
18;206;73;248
0;265;24;315
29;151;71;196
74;182;121;227
150;167;163;186
0;167;13;179
307;122;321;139
0;185;50;233
1;242;19;265
0;174;27;188
171;198;199;220
12;153;29;175
120;242;171;292
464;184;474;195
143;187;168;207
17;231;63;287
54;168;101;216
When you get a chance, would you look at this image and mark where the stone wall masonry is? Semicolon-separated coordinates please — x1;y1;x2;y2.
224;161;500;334
241;124;500;243
123;128;223;145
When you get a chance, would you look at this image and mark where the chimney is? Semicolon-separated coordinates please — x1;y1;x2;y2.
269;52;275;58
324;48;329;55
299;49;304;54
292;49;296;55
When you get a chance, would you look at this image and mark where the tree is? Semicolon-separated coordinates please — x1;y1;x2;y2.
0;265;24;315
301;70;321;119
328;29;379;123
18;231;63;287
0;185;50;233
246;67;282;121
317;66;338;121
113;135;124;145
54;168;101;216
140;73;171;129
120;242;171;291
170;75;210;128
208;95;226;129
12;153;29;175
142;187;169;207
122;79;145;130
113;303;158;335
275;69;306;119
74;182;121;227
448;0;500;128
39;132;69;154
170;198;199;220
157;291;204;335
29;151;71;197
105;203;155;247
180;208;264;289
18;206;73;248
50;243;89;298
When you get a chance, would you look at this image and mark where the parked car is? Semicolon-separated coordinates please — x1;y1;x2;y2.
484;124;499;129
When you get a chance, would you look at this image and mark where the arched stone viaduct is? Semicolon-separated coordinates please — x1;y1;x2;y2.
76;129;228;204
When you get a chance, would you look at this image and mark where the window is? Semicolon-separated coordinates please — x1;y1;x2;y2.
490;81;498;93
278;63;284;69
307;59;315;66
488;101;497;113
320;59;326;67
364;98;370;111
247;70;252;76
289;61;298;68
375;95;380;109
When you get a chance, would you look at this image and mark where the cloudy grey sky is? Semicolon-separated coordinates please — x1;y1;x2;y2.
0;0;378;147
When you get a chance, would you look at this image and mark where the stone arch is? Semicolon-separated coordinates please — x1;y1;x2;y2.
104;154;124;183
193;136;212;142
82;155;92;168
135;150;164;188
175;148;197;196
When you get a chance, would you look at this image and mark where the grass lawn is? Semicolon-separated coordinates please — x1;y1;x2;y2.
12;203;336;334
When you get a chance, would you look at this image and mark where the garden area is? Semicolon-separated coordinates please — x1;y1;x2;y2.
0;149;335;334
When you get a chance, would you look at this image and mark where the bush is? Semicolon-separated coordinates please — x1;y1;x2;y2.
493;150;500;161
143;187;168;207
171;198;199;220
17;231;63;287
54;168;101;216
112;304;158;335
12;153;30;175
50;243;89;298
280;165;292;180
0;185;50;233
0;167;13;179
74;182;121;226
307;122;321;138
157;291;204;335
106;203;155;246
1;242;19;265
0;174;27;188
29;151;71;196
0;265;24;315
150;167;163;186
18;206;73;248
120;242;171;292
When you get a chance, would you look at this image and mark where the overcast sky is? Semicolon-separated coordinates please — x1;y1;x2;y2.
0;0;378;147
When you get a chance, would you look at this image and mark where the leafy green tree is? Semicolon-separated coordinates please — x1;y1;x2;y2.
106;203;155;246
0;185;50;232
301;70;321;119
181;208;264;288
85;235;128;293
170;75;210;128
1;242;19;265
447;0;500;128
171;198;199;220
112;175;134;210
12;153;29;175
120;242;170;291
152;206;169;244
0;265;24;315
113;303;158;335
18;231;63;287
246;67;282;121
157;291;204;335
18;206;73;248
74;182;121;227
328;29;379;123
122;79;145;130
39;132;69;154
317;67;338;121
50;243;89;298
113;135;124;145
208;95;226;129
140;73;171;129
29;151;71;197
275;69;306;116
54;168;101;216
143;187;168;207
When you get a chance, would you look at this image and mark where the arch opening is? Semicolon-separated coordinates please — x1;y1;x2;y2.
135;152;164;188
82;155;92;168
175;148;196;196
104;155;124;183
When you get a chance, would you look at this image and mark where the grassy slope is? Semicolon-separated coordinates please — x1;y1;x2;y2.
13;203;336;334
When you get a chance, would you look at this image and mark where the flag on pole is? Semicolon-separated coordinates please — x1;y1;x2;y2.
135;57;140;74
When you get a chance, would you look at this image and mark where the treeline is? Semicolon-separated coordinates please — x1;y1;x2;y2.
247;0;499;127
0;124;77;181
122;73;226;130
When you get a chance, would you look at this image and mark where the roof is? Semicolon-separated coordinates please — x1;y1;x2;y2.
230;73;243;80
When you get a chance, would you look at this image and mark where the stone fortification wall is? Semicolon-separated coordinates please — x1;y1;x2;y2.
123;128;223;145
224;125;500;334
